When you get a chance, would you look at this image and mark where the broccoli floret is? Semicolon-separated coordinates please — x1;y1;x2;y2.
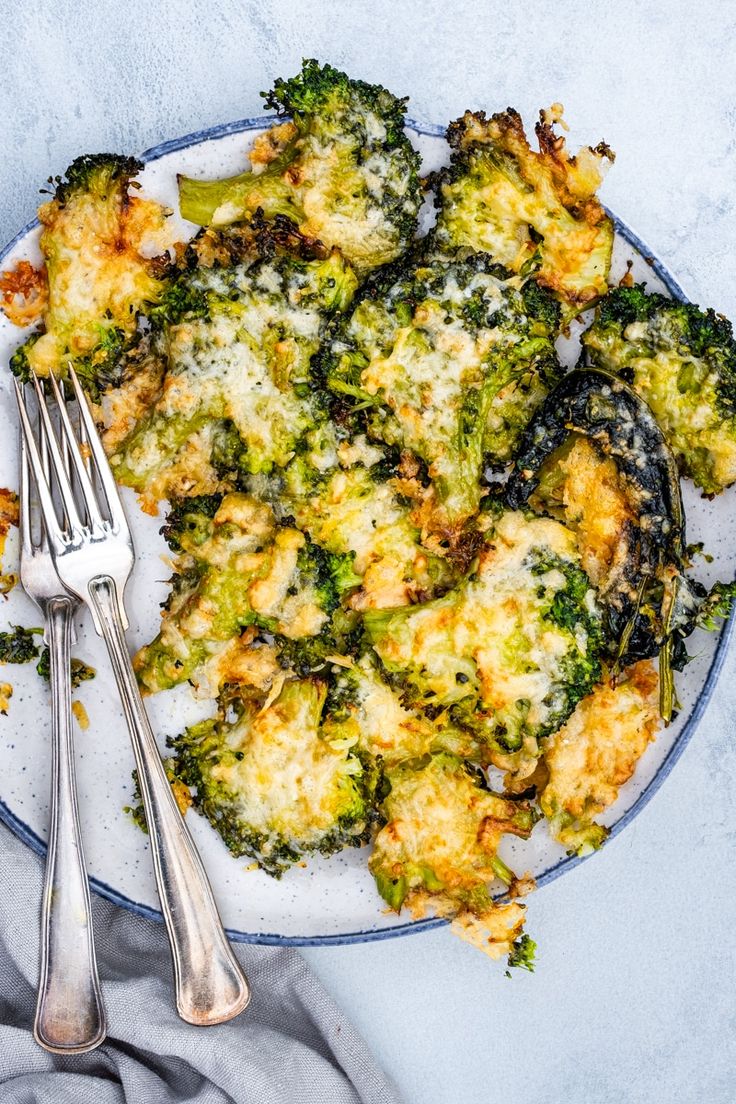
51;153;144;205
169;678;372;876
582;285;736;494
11;154;170;395
370;752;535;959
35;649;96;689
540;661;660;856
506;933;536;973
695;579;736;631
0;625;41;664
280;439;456;609
431;108;615;310
178;60;422;273
364;510;602;783
324;255;562;531
135;492;350;694
110;249;357;506
321;653;479;765
161;495;222;553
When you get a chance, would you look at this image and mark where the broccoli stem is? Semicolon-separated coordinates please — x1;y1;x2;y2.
178;170;302;228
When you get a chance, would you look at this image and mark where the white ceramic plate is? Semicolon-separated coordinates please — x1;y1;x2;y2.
0;119;733;945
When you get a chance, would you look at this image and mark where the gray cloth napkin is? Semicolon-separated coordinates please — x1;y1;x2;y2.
0;822;402;1104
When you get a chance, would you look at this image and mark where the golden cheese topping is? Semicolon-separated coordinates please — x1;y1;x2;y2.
29;186;170;376
371;511;596;734
541;660;660;853
290;465;449;610
214;682;363;847
532;435;635;591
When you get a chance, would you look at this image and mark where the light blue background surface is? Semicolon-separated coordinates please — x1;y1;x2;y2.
1;2;735;1101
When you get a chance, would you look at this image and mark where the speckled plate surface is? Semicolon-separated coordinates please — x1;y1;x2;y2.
0;119;733;945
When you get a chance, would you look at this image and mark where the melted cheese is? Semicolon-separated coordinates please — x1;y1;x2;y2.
370;754;532;930
215;684;362;845
542;660;659;830
372;511;595;732
532;436;635;592
291;466;444;609
28;187;170;375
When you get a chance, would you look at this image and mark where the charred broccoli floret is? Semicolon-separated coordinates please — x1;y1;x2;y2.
507;366;699;718
431;108;614;309
178;60;422;273
135;492;355;695
324;256;562;530
11;154;170;394
109;248;357;506
170;678;372;876
370;752;536;963
364;510;602;783
582;285;736;494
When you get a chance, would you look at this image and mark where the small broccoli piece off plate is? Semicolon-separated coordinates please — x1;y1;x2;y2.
364;510;602;785
171;678;371;876
325;256;562;531
370;752;536;965
432;108;614;310
178;59;422;274
11;155;171;392
135;492;354;696
540;660;660;855
582;285;736;495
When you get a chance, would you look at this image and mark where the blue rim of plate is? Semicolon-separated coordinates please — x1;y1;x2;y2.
0;115;728;946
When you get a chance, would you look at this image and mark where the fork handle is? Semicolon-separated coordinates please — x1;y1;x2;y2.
34;595;107;1054
87;576;250;1025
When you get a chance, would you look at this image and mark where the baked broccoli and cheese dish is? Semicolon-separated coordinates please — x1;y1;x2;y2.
4;59;736;972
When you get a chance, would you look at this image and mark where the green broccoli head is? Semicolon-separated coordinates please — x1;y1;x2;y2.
161;495;222;553
582;284;736;494
369;751;536;961
0;625;41;664
279;436;457;610
324;255;562;531
364;510;602;780
50;153;144;205
431;108;614;310
170;678;372;876
178;59;422;273
110;249;357;505
13;153;170;394
135;493;355;695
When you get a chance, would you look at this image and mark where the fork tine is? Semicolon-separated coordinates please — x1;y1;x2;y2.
30;374;85;536
13;380;66;554
18;429;34;555
68;366;130;538
46;370;105;531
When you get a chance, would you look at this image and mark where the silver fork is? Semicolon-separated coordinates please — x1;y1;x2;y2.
18;418;106;1054
15;367;250;1026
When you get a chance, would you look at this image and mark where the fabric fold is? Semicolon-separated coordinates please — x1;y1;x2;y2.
0;823;402;1104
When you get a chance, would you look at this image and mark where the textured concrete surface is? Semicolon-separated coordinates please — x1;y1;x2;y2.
1;2;735;1101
